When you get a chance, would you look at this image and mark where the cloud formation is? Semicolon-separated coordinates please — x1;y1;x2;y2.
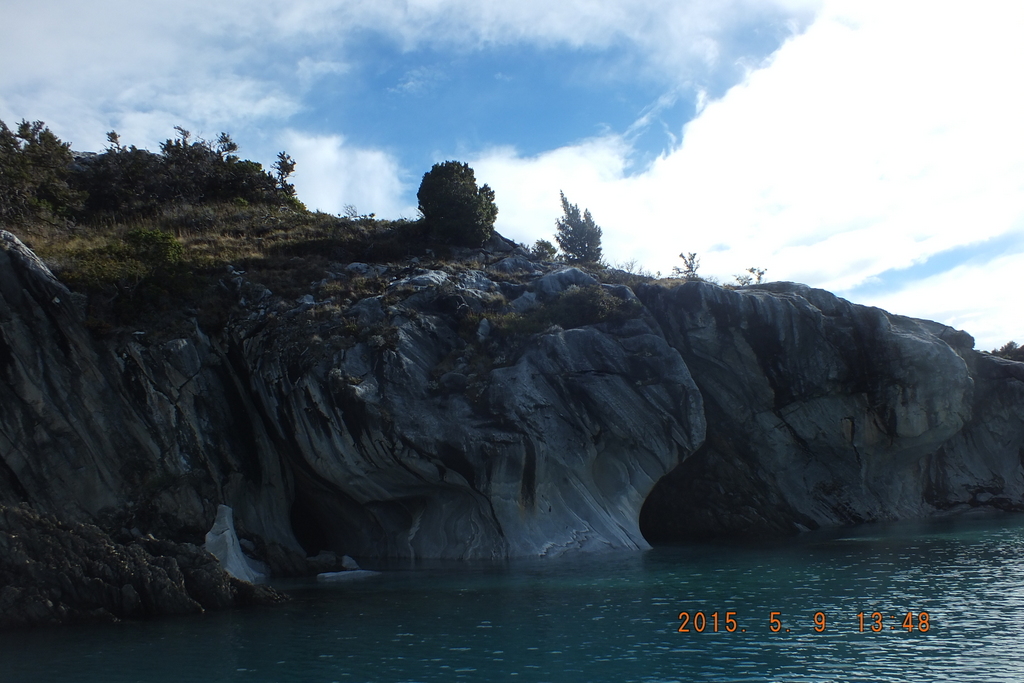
1;0;808;147
466;1;1024;347
0;2;308;158
283;132;414;219
2;0;1021;348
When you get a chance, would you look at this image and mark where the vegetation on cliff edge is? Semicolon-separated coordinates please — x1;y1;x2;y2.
1;118;775;343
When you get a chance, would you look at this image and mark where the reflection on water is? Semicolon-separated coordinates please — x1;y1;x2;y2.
5;511;1024;682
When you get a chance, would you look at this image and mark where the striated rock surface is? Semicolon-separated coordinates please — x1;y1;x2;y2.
0;231;706;565
638;281;1024;540
0;231;312;574
231;274;705;559
2;227;1024;627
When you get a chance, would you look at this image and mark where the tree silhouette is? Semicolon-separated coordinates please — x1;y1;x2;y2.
417;161;497;246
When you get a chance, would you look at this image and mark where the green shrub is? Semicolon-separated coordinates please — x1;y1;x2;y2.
60;248;147;293
417;161;497;247
992;341;1024;362
541;285;640;328
124;229;184;268
56;229;185;303
485;285;642;339
733;266;766;286
71;127;295;221
530;239;557;261
671;252;701;280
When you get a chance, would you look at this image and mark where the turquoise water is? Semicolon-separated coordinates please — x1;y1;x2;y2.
5;512;1024;682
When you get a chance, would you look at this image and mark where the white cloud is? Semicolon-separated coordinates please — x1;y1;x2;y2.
389;66;449;95
467;1;1024;344
1;0;810;175
472;138;632;247
270;0;820;89
856;251;1023;352
0;0;301;152
296;58;350;89
282;131;414;218
4;0;1021;346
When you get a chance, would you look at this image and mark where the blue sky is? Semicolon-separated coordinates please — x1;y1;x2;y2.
2;0;1022;349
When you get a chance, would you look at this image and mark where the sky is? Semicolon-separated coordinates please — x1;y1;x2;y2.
2;0;1022;350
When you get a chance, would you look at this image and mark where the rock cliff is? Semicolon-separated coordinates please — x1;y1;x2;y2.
637;282;1024;540
2;228;1023;596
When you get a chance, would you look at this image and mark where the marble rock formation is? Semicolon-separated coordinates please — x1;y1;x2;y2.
2;226;1023;594
232;269;706;559
204;505;268;583
638;281;1024;540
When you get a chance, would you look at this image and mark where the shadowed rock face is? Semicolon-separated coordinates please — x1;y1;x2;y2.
0;231;705;563
638;281;1024;540
2;229;1023;577
0;231;304;571
231;281;705;559
0;503;286;628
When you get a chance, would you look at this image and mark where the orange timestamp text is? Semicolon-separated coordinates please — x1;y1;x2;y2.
676;610;930;634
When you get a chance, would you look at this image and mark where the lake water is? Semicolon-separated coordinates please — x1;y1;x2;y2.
5;511;1024;682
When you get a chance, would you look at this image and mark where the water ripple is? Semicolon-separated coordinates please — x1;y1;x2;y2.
5;514;1024;682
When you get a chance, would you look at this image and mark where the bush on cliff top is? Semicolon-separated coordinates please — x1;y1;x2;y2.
0;118;300;226
992;341;1024;362
417;161;497;247
73;127;300;220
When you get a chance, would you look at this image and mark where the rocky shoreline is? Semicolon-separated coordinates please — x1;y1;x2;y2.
0;503;286;629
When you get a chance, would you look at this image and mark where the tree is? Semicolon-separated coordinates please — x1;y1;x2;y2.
734;266;766;286
530;239;557;261
0;119;83;222
417;161;498;246
992;341;1024;362
273;151;296;196
72;133;163;217
554;191;602;264
672;252;701;280
71;126;294;218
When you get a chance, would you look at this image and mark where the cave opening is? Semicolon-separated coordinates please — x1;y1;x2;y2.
290;495;331;556
639;443;756;544
639;442;809;545
639;459;697;545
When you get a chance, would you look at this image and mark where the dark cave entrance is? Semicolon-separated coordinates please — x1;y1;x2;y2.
290;495;331;556
639;442;809;544
638;457;702;545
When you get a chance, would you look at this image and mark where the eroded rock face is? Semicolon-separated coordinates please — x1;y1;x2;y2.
638;281;1024;540
2;226;1024;590
0;232;706;563
204;505;269;583
0;231;142;520
232;294;704;559
0;231;306;571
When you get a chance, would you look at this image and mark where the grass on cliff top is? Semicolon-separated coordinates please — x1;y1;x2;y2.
17;201;430;339
13;200;677;343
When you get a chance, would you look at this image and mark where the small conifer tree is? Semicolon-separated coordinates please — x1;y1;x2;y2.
672;252;701;280
554;191;602;264
0;119;83;222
